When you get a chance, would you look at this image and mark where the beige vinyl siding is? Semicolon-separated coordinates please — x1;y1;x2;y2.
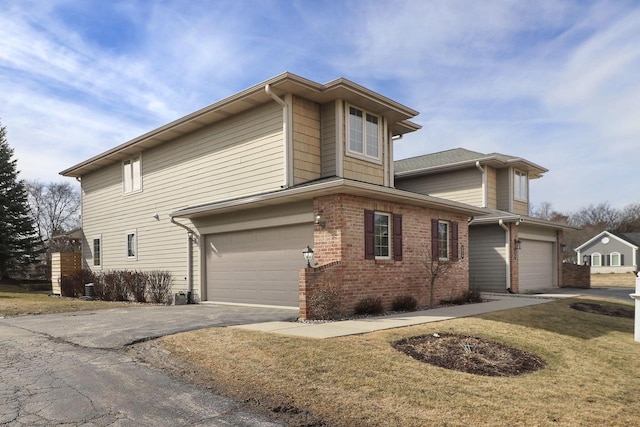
513;200;528;216
343;156;384;184
395;169;482;206
321;102;337;177
469;225;507;292
496;168;510;211
292;96;321;184
486;166;497;209
80;102;285;298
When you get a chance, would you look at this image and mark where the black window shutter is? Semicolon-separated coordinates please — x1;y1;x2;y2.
621;254;624;266
393;214;403;261
431;219;439;259
451;221;459;261
364;210;375;260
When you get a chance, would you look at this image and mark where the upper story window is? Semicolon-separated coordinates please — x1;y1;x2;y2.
514;170;527;201
123;156;142;194
348;106;380;161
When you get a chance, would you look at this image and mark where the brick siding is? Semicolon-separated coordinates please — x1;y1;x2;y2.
299;193;470;319
561;263;591;288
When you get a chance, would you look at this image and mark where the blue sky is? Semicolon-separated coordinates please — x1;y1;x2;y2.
1;0;638;213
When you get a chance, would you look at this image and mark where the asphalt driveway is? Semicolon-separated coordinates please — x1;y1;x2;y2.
0;303;297;349
0;304;295;426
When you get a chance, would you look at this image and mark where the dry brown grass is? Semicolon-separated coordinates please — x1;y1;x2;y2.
0;284;134;316
155;296;638;427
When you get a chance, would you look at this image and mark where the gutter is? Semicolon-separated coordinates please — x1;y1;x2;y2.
265;84;291;187
498;219;511;292
169;217;200;303
475;161;487;208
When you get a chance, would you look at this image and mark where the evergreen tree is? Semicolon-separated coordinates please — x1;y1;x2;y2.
0;122;43;279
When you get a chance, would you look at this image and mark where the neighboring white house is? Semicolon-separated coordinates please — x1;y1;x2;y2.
575;231;639;274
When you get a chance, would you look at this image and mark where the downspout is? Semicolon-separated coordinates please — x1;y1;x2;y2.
170;217;200;303
475;161;487;208
498;220;512;292
265;84;290;188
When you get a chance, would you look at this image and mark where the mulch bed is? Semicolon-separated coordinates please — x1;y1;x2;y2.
393;333;545;377
570;302;634;319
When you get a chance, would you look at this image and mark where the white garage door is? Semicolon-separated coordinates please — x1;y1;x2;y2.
519;239;554;292
205;223;314;307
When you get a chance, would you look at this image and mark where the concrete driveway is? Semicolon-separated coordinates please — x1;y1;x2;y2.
534;286;636;302
0;303;297;348
0;303;295;426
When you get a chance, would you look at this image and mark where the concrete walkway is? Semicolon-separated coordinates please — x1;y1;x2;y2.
234;293;574;339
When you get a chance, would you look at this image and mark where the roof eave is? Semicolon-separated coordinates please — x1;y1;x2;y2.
61;72;420;178
170;179;485;219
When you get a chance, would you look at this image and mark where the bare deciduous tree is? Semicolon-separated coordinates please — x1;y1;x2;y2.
26;180;80;246
423;248;452;308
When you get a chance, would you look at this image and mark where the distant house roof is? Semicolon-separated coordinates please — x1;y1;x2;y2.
60;72;421;178
394;148;548;179
619;232;640;247
575;230;640;252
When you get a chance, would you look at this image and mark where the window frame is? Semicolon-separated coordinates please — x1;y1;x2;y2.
346;104;382;164
123;155;142;195
92;235;102;268
374;212;391;260
514;169;528;201
610;252;621;266
126;230;137;260
591;252;601;267
437;220;450;261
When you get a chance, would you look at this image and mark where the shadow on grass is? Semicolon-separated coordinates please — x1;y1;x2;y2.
477;297;634;340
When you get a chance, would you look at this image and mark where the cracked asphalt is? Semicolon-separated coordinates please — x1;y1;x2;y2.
0;304;297;426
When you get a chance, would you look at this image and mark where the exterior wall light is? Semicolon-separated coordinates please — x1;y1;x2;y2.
302;245;314;268
561;244;567;253
315;214;326;228
514;239;522;251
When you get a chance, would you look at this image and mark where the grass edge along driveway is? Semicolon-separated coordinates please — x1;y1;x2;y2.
155;297;637;427
0;284;135;316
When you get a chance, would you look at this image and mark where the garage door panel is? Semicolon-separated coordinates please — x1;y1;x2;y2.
206;223;313;307
519;239;553;292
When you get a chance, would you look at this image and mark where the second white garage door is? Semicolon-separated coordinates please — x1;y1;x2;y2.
205;223;314;307
519;239;554;292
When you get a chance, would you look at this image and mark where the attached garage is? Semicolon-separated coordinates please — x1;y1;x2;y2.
469;225;507;292
205;223;314;307
519;239;555;292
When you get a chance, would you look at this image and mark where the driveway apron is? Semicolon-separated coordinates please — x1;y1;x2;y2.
0;304;294;426
0;303;297;348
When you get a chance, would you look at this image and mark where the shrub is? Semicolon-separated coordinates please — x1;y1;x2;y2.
123;271;146;303
146;271;173;304
97;271;129;301
392;295;418;312
308;284;342;320
445;289;483;306
60;269;96;298
354;296;384;316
